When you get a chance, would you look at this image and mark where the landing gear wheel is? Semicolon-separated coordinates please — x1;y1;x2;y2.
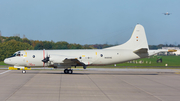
64;69;69;74
64;69;73;74
22;70;26;74
68;69;73;74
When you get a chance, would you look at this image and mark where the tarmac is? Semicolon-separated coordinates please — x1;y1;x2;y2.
0;69;180;101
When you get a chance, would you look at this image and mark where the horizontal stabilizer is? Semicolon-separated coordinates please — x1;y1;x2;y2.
133;48;148;53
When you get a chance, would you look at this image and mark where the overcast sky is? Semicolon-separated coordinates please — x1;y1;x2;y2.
0;0;179;45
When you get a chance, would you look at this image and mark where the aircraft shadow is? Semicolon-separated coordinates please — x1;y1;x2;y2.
38;72;159;75
11;70;173;75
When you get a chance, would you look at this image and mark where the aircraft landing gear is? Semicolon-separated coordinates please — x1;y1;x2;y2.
64;69;73;74
22;70;26;74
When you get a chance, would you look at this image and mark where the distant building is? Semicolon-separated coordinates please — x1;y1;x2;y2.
158;47;180;56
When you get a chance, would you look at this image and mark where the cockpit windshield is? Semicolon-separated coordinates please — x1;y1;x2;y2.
11;53;17;57
9;52;23;57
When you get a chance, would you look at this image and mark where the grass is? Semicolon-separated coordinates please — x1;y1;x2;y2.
113;56;180;67
0;62;8;65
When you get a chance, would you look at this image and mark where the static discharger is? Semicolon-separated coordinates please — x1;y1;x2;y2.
8;67;31;70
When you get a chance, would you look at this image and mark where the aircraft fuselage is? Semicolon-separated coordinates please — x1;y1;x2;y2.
4;49;149;67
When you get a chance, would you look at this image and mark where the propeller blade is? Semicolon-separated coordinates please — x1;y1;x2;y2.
42;49;50;67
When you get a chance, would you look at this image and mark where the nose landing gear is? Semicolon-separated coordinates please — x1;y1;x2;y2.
22;70;26;74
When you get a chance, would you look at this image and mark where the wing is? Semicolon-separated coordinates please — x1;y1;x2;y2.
49;55;85;68
63;58;85;66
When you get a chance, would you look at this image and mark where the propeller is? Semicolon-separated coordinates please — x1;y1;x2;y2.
42;55;50;63
42;49;50;67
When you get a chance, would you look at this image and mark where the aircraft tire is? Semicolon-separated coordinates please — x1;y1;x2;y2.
69;69;73;74
64;69;69;74
22;70;26;74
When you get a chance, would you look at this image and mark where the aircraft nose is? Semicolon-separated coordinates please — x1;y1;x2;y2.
4;58;11;65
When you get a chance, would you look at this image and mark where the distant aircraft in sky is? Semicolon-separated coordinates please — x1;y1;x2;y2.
163;12;171;15
4;24;175;74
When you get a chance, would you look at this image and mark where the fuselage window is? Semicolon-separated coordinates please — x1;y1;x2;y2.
33;55;35;58
100;54;103;57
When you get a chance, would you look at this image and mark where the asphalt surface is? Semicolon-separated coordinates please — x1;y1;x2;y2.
0;69;180;101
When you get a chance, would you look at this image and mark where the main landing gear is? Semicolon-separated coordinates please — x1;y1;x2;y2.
64;69;73;74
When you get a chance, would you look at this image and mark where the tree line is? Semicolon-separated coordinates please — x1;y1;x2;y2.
0;36;179;61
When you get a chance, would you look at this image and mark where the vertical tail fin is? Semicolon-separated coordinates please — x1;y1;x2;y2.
106;24;149;50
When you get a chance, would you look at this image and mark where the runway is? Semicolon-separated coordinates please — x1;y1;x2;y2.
0;69;180;101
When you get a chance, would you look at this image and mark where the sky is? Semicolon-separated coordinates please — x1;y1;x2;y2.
0;0;180;45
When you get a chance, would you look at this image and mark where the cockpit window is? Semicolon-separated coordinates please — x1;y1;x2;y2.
11;53;17;57
9;53;16;57
17;53;21;56
9;52;22;57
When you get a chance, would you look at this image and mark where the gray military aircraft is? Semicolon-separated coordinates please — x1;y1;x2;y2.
4;24;173;74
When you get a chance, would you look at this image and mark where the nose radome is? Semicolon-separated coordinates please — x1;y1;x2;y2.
4;58;10;64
